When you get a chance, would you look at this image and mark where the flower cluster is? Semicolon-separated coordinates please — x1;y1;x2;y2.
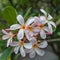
2;9;56;58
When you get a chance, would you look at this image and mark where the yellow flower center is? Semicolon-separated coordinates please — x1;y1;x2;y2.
38;24;44;29
19;41;24;46
21;24;25;30
8;33;13;38
32;43;38;49
46;17;48;20
27;25;33;31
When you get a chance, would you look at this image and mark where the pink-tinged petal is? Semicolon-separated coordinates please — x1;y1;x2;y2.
35;48;45;56
20;46;26;57
40;9;47;16
10;42;18;46
48;23;53;34
29;31;33;36
2;29;8;34
46;32;52;35
34;16;40;24
48;14;52;20
26;17;34;26
29;50;36;58
38;41;48;48
24;43;32;49
33;28;40;33
25;31;32;40
17;29;24;40
2;35;9;40
14;46;20;54
7;38;12;47
17;15;24;24
10;24;20;30
40;30;46;39
49;21;56;28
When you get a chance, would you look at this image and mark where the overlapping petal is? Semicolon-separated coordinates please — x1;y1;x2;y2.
17;15;24;24
26;17;34;26
20;46;26;57
2;35;9;40
38;41;48;48
24;43;32;49
14;46;20;54
29;50;35;58
17;29;24;40
35;48;45;56
40;30;46;39
10;24;20;30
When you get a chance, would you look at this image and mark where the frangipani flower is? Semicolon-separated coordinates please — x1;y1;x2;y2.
10;40;32;57
40;9;56;33
10;15;35;40
2;29;13;47
27;41;48;58
34;17;49;39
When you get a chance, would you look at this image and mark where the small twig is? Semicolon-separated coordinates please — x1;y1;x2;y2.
47;38;60;42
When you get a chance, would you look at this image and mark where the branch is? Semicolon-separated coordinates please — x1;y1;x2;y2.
47;38;60;42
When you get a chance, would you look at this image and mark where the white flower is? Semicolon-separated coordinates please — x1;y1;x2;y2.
10;15;35;40
34;17;49;39
2;29;13;47
10;40;32;57
40;9;56;34
28;41;48;58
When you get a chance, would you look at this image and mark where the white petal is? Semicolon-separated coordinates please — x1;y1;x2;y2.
24;43;32;49
40;16;47;24
14;46;20;54
30;37;37;43
2;35;9;40
38;41;48;48
40;9;47;16
49;21;56;28
10;24;20;30
29;50;36;58
20;46;26;57
35;48;45;56
10;42;18;46
17;15;24;24
2;29;8;34
17;29;24;40
25;31;32;40
48;23;53;34
7;38;12;47
48;14;53;20
26;17;34;26
40;30;46;39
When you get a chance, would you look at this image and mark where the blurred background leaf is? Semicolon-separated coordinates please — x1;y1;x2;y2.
2;6;17;25
0;47;13;60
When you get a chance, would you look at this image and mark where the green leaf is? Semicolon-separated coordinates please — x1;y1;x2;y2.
2;6;17;25
0;23;7;29
24;7;32;19
56;18;60;25
0;47;13;60
0;40;6;47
